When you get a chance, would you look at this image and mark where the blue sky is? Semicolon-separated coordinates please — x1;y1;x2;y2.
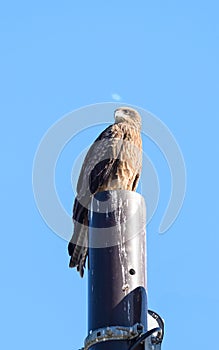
1;1;219;349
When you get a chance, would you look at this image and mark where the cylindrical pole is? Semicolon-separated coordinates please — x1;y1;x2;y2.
88;190;147;350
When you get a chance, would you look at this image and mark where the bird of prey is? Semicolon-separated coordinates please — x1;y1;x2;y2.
68;107;142;277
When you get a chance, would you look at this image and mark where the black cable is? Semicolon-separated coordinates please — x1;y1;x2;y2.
128;327;161;350
148;309;164;343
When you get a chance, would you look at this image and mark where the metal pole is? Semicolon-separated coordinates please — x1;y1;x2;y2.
87;190;147;350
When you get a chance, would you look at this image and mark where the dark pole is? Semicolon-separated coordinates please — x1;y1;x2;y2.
87;190;147;350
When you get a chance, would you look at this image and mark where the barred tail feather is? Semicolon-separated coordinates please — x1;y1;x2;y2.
68;223;88;277
68;196;89;277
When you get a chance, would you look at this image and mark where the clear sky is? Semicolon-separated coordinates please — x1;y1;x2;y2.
1;1;219;350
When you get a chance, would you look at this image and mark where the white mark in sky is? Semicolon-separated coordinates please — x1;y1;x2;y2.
111;93;122;101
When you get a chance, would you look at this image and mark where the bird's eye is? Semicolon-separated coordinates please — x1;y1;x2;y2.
124;109;129;114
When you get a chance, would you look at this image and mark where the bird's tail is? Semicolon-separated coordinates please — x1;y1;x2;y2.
68;197;90;277
68;222;88;278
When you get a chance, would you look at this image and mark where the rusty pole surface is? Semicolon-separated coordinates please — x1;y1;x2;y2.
87;190;147;350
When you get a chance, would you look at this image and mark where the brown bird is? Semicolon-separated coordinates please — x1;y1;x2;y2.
68;107;142;277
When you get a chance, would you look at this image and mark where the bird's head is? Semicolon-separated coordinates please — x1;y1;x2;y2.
114;107;141;130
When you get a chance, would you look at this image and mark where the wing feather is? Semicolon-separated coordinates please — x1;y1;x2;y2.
69;123;124;277
76;124;124;199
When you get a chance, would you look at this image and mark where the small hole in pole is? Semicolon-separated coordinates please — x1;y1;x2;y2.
129;268;135;275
